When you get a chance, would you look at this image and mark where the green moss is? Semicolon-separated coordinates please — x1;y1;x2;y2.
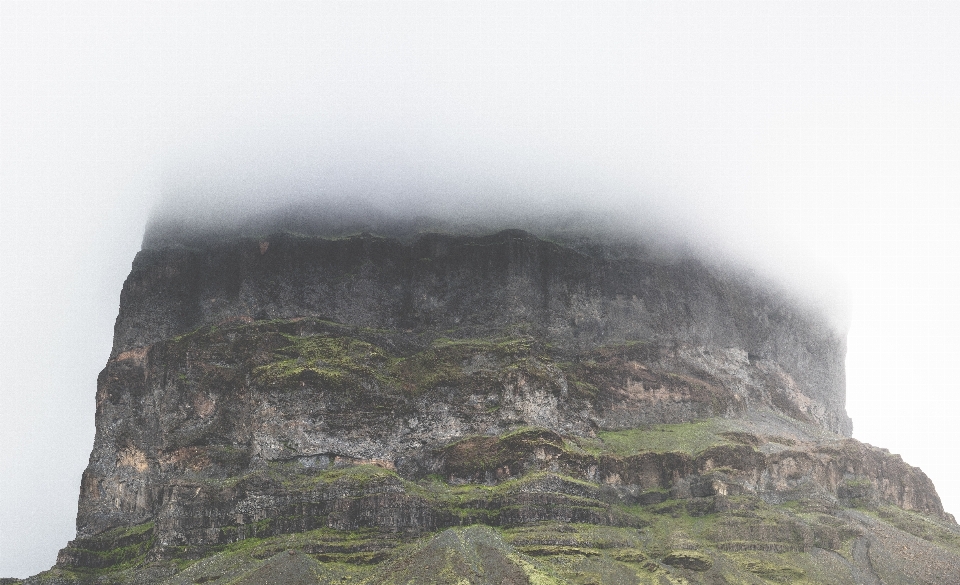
407;468;624;530
213;526;389;566
562;374;600;399
57;521;156;574
391;344;469;393
502;522;674;584
170;323;218;345
498;470;597;494
219;534;271;558
262;462;403;494
508;554;566;585
245;327;561;399
253;334;394;389
313;464;402;488
53;494;955;584
393;336;546;395
598;420;733;456
737;557;805;580
866;505;960;552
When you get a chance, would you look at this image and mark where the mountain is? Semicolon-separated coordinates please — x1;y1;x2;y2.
14;228;960;584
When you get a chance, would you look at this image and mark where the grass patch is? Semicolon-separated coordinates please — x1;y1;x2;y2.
253;334;394;389
247;326;558;397
56;521;156;573
598;420;732;456
868;505;960;552
393;336;551;394
736;555;806;581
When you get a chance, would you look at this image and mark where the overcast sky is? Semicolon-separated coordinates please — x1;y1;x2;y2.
2;1;960;578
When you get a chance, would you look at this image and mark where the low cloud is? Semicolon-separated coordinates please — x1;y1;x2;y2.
152;1;916;327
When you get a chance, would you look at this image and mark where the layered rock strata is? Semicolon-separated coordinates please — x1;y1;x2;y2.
21;229;959;585
113;230;851;432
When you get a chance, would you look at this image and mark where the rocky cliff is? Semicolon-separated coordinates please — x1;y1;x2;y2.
18;229;960;584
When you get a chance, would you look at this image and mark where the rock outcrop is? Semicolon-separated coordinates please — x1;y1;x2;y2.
111;230;851;432
19;229;960;585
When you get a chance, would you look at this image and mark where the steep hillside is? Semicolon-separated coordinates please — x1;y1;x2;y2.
14;230;959;584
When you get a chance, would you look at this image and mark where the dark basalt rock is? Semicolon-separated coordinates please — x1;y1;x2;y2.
111;230;851;434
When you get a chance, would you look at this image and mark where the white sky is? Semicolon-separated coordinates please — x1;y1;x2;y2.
2;1;959;578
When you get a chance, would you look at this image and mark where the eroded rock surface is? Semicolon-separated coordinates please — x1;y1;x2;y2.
111;230;851;434
20;230;960;585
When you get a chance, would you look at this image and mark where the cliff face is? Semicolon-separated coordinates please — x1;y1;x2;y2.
24;230;960;585
110;230;851;433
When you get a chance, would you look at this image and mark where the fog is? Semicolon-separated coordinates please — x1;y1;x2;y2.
3;1;960;577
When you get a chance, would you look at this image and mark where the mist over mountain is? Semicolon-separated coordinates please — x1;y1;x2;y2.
4;1;960;580
144;186;851;336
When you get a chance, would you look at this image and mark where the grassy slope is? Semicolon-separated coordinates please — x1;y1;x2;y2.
35;501;960;584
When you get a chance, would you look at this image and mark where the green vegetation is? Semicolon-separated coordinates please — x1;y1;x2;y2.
46;488;958;584
206;460;405;493
868;505;960;550
170;323;219;345
597;420;734;456
392;336;553;395
52;521;156;576
243;323;560;397
158;317;694;407
736;557;806;581
508;554;566;585
161;316;714;403
253;334;394;389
